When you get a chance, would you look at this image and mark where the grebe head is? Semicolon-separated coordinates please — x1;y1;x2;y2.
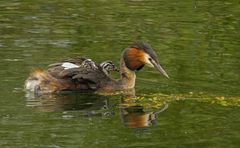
80;59;98;70
100;61;119;75
123;41;169;78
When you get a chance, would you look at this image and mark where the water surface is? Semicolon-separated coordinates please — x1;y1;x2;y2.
0;0;240;147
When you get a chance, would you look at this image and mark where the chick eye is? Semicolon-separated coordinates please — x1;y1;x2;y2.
148;58;152;61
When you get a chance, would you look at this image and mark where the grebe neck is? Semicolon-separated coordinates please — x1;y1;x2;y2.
118;55;136;89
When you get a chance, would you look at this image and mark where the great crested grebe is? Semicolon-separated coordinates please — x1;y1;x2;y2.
25;41;169;94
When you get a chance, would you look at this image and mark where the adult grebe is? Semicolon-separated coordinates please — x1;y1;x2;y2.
25;41;169;94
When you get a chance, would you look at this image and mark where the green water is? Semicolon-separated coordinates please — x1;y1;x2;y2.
0;0;240;147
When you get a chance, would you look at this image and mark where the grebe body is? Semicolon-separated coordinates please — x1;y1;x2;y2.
25;42;168;94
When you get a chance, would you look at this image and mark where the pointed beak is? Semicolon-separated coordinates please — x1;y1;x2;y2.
151;60;169;78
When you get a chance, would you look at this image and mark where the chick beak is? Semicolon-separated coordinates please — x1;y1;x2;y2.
115;67;120;72
151;60;169;78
